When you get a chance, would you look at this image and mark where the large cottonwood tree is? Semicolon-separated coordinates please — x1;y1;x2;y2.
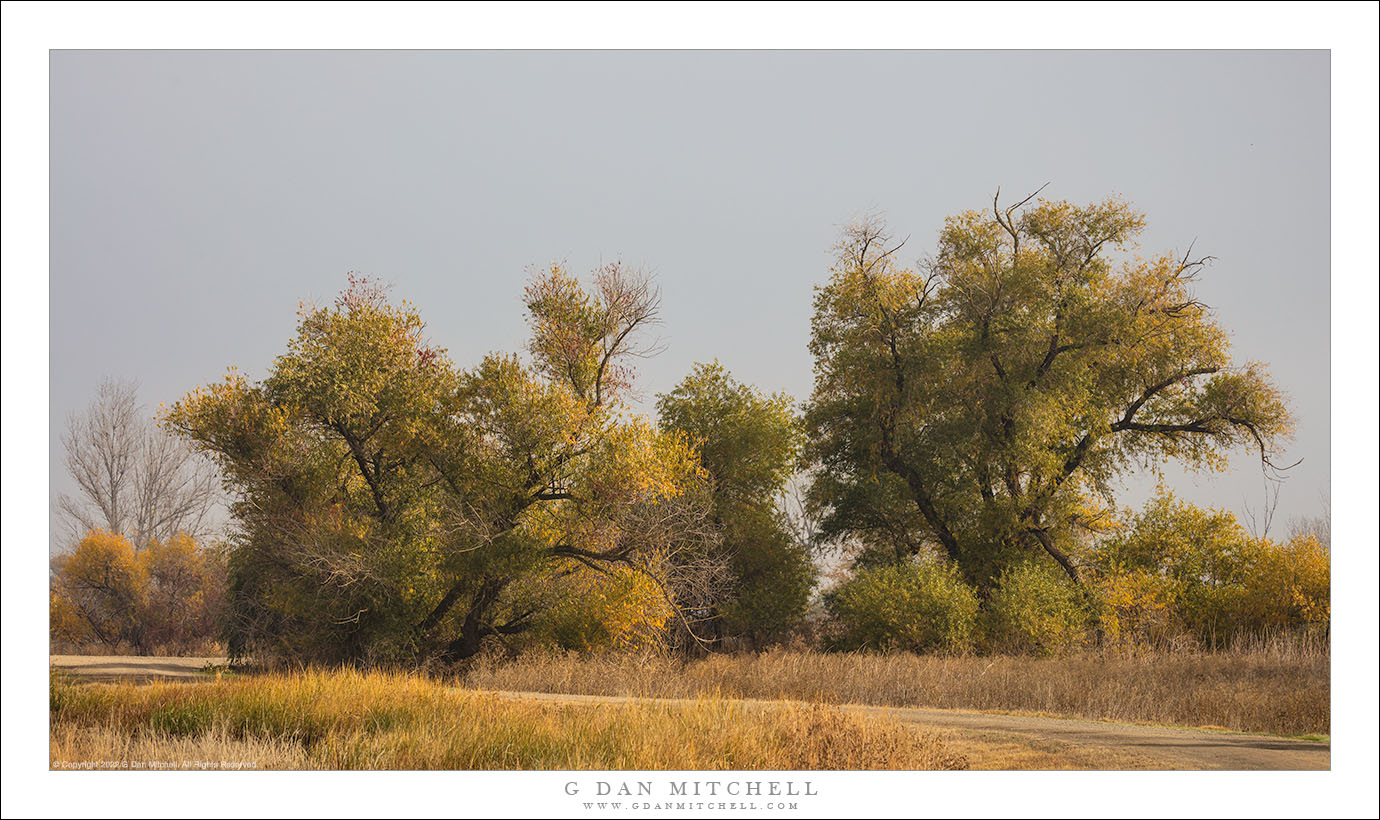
804;193;1292;588
167;267;716;663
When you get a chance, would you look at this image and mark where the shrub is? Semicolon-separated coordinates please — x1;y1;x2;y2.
827;560;978;653
138;534;229;652
982;559;1092;655
49;530;146;649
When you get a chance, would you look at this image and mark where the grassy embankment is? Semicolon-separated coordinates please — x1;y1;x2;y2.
49;668;966;770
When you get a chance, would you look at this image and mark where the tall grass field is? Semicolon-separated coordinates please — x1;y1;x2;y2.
464;639;1329;737
49;668;967;770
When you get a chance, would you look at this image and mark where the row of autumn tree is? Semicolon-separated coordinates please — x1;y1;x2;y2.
51;488;1329;657
829;492;1329;655
51;193;1330;661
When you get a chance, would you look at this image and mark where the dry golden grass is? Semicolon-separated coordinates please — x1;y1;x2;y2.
50;723;306;769
49;669;966;771
463;640;1329;737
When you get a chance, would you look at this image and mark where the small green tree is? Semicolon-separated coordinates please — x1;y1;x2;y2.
657;362;813;647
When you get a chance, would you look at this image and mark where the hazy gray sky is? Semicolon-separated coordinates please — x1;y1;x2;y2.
49;50;1330;540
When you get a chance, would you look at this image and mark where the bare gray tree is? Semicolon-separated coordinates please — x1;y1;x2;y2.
58;379;221;549
1288;487;1331;549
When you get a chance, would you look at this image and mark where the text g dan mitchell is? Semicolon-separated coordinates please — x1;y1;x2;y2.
565;780;818;798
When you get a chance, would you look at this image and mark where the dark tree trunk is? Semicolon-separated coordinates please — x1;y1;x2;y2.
440;577;508;661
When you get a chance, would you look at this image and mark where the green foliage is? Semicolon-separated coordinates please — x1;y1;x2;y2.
981;559;1092;655
806;469;928;567
657;362;802;508
717;506;815;644
804;197;1292;592
827;560;978;654
657;362;813;646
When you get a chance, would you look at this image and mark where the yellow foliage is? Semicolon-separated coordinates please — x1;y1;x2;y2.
1092;569;1178;647
517;563;673;653
1092;492;1330;648
50;530;144;647
52;530;225;653
60;529;143;587
49;592;89;645
1239;534;1330;627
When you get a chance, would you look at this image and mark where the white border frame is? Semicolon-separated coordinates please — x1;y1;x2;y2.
4;3;1376;818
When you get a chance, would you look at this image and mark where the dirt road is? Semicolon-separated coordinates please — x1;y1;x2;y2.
50;654;226;683
482;690;1328;770
50;655;1329;770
